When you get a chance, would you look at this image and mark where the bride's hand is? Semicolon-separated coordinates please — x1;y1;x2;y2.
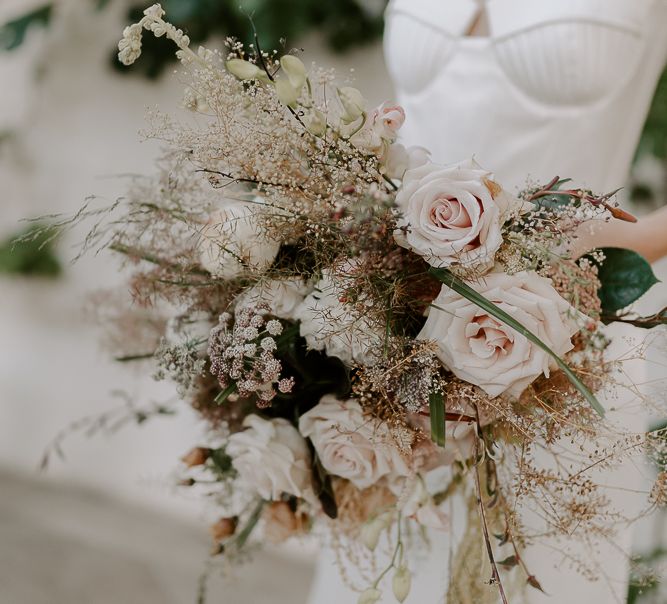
572;204;667;262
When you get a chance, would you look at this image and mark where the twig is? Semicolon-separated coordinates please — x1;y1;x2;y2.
473;436;510;604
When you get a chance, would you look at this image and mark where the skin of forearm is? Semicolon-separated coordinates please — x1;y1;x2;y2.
574;205;667;263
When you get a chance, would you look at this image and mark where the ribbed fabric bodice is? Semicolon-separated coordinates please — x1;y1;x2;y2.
384;0;667;192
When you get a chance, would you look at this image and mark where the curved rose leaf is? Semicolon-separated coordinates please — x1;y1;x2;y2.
590;247;659;313
429;267;604;417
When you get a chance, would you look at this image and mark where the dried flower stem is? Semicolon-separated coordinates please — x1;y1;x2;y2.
473;437;510;604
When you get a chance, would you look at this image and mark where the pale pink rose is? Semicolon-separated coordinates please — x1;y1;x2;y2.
227;415;314;503
418;271;580;398
370;102;405;141
299;395;411;489
350;102;406;156
394;159;519;271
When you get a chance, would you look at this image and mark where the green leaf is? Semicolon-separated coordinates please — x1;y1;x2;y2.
0;4;52;51
309;443;338;519
429;267;605;417
214;382;237;404
233;499;265;550
429;391;446;447
0;223;61;277
497;555;519;569
531;178;573;211
590;247;659;313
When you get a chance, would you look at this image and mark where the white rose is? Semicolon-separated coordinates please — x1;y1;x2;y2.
293;267;384;366
299;395;411;490
394;159;518;271
227;415;314;502
418;271;580;398
235;278;311;321
199;200;280;279
382;143;430;180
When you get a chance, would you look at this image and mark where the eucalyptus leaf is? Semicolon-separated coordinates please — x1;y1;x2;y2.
429;267;605;417
591;247;659;313
0;4;52;51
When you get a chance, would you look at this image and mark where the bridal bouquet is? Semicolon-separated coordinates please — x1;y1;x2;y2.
45;5;667;603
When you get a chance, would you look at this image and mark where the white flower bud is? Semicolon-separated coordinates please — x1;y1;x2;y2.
143;4;165;19
226;59;261;80
303;109;327;136
358;588;382;604
280;55;307;90
360;510;394;551
392;566;412;603
360;518;384;551
275;78;299;108
337;87;366;123
117;24;143;66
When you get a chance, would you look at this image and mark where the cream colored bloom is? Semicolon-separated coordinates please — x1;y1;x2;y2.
198;200;280;279
337;87;366;123
227;415;314;502
419;271;580;398
280;55;307;89
299;396;411;489
235;278;310;321
382;143;430;179
293;266;384;366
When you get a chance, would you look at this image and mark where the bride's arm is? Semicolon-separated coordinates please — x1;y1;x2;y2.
574;205;667;263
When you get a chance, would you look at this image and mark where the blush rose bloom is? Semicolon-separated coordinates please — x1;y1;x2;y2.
199;200;280;279
370;102;405;140
227;415;315;503
351;102;406;156
293;267;384;366
299;395;411;490
394;159;519;271
418;271;580;398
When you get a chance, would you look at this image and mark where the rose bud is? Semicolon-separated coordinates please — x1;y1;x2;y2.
210;517;237;542
392;566;412;603
181;447;211;468
357;588;382;604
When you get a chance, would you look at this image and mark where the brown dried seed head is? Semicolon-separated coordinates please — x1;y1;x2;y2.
180;446;211;467
484;178;502;199
210;517;238;541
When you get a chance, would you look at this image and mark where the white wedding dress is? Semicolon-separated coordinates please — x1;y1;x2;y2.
306;1;667;602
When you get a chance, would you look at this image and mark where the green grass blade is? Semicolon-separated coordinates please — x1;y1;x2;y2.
429;268;605;417
215;382;237;404
429;391;446;446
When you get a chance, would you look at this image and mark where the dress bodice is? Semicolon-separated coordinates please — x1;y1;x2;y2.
384;0;667;191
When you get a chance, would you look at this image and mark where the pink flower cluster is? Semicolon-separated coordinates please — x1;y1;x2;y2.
208;306;295;407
